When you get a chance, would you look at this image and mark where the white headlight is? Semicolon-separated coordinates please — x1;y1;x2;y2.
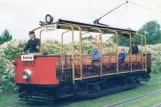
22;69;32;81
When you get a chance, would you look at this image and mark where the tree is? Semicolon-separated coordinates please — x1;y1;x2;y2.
112;20;161;46
111;35;130;46
82;35;94;40
138;20;161;45
0;29;12;45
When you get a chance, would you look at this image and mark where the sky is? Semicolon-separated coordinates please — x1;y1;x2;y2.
0;0;161;42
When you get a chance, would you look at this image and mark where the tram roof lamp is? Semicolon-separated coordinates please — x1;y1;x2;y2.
45;14;54;24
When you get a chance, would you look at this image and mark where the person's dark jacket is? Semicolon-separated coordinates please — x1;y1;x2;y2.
118;53;126;64
24;38;40;53
129;44;139;54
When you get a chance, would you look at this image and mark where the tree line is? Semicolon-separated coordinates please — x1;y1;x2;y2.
0;20;161;46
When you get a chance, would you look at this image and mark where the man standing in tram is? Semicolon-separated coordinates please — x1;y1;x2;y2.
92;46;101;73
129;42;139;54
22;31;40;53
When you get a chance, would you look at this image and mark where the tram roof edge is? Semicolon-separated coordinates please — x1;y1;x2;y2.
57;19;136;34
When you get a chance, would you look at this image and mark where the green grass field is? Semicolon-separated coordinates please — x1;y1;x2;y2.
1;73;161;107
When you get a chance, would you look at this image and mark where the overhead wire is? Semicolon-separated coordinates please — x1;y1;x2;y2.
126;2;129;27
124;0;161;14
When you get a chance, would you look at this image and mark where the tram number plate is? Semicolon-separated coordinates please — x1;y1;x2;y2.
21;55;34;61
45;24;57;31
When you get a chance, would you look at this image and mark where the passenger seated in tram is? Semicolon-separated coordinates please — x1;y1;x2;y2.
92;46;101;73
129;42;139;54
118;49;126;64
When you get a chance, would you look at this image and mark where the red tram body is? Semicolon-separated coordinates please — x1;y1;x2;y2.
15;56;59;85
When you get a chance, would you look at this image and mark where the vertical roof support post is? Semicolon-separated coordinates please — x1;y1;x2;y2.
73;26;83;80
95;35;101;46
121;32;132;72
91;28;102;77
39;29;45;53
143;35;147;72
71;26;75;83
136;34;143;70
108;30;119;74
32;26;44;53
59;24;75;83
61;30;70;73
81;32;89;55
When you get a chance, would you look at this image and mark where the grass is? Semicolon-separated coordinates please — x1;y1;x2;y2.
118;91;161;107
0;73;161;107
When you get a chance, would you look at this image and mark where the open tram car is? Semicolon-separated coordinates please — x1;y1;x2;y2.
14;14;151;101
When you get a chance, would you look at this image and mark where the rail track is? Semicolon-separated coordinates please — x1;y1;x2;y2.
3;80;161;107
150;76;161;80
151;102;161;107
103;88;161;107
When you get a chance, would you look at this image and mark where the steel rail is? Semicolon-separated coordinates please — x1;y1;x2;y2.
104;88;161;107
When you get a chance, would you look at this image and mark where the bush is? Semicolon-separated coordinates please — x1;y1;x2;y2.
147;44;161;74
3;41;26;60
0;56;17;93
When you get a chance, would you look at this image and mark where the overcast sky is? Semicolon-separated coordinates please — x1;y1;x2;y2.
0;0;161;42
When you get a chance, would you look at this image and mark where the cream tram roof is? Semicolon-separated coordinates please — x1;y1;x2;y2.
39;16;136;37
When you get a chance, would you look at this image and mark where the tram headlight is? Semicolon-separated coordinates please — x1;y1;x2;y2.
45;14;53;24
22;69;32;81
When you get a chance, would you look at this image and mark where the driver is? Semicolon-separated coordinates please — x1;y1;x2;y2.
22;31;40;53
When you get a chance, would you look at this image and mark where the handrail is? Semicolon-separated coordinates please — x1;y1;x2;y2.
108;30;119;74
32;26;44;31
91;28;103;77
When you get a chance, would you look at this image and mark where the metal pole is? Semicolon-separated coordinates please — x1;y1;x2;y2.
61;30;70;73
32;26;44;31
136;34;143;70
39;29;45;53
143;35;147;72
73;26;83;80
121;32;132;72
91;28;102;77
108;30;119;74
58;24;75;83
